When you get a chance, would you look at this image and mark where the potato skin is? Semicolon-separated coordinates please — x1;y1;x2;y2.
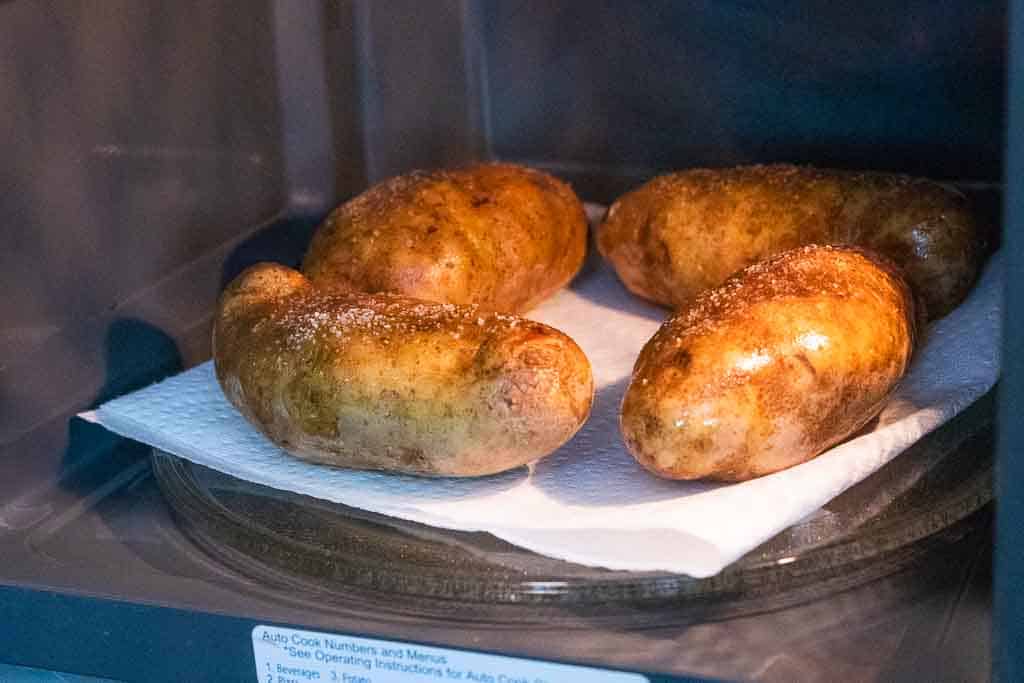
213;263;594;477
598;164;978;319
302;163;588;314
620;245;917;482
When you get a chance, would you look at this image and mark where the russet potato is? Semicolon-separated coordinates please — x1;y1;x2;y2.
303;163;587;314
214;263;594;477
620;245;917;482
598;164;978;319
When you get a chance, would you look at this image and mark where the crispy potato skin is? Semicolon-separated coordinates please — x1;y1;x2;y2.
620;246;917;482
598;164;978;319
302;163;588;314
213;263;594;477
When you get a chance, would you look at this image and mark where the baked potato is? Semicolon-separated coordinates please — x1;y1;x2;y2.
213;263;594;476
598;164;978;319
303;163;588;313
620;245;917;482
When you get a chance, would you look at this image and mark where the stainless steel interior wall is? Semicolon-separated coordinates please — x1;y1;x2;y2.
351;0;488;183
0;0;292;499
481;1;1006;186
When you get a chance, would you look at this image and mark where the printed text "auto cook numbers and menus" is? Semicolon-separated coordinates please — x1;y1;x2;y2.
253;625;648;683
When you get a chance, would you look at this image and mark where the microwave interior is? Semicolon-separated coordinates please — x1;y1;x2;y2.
0;1;1017;681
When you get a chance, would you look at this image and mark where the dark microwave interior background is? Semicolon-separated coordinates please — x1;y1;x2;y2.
0;0;1013;669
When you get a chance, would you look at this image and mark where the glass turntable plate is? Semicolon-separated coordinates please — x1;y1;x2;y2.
151;389;993;624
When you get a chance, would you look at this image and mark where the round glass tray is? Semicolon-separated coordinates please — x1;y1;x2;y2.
152;391;993;624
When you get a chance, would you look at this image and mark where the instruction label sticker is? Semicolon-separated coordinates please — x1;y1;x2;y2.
252;624;648;683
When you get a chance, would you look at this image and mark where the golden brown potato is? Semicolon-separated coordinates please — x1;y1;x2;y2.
598;164;978;319
303;163;587;314
620;245;917;482
213;263;594;477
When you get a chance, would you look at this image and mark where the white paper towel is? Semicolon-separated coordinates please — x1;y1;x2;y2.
83;247;1002;578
